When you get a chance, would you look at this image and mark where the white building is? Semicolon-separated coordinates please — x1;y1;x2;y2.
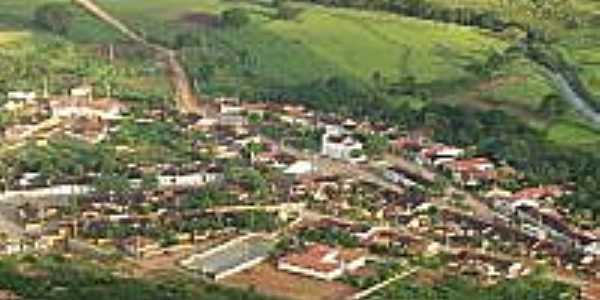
157;171;222;188
50;98;125;120
383;167;417;187
70;86;93;98
284;160;314;175
216;97;244;115
181;234;274;281
321;126;365;162
417;144;465;166
7;91;36;101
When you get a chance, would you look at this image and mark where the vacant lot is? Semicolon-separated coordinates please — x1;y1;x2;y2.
223;262;357;300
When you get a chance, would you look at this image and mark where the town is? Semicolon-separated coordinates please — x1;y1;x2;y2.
1;0;600;299
0;84;598;299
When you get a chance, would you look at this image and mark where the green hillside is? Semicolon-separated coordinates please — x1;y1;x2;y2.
0;0;171;104
97;0;505;85
2;0;600;146
94;0;600;146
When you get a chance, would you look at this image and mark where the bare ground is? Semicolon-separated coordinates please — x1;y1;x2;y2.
222;262;358;300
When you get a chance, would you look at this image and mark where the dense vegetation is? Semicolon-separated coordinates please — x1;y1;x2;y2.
0;255;279;300
370;274;576;300
0;1;172;105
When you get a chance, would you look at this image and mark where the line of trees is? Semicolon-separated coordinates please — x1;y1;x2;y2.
292;0;509;31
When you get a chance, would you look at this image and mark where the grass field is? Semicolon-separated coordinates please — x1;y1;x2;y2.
93;0;600;147
546;118;600;146
0;31;30;45
97;0;506;89
428;0;600;96
0;0;172;105
2;0;599;147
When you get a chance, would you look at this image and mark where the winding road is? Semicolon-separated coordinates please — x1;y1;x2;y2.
73;0;202;114
541;67;600;125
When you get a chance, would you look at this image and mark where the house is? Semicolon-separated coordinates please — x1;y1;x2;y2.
383;167;418;187
205;165;225;183
192;117;218;131
3;125;35;141
278;243;367;281
584;241;600;256
70;85;93;98
279;114;312;127
65;118;109;144
358;227;419;249
218;115;246;129
119;236;161;258
157;172;209;188
417;144;464;166
7;91;36;101
282;104;306;115
37;228;69;250
499;185;565;211
217;97;244;115
445;157;495;187
0;238;27;255
515;206;583;247
50;97;125;120
321;126;365;162
284;160;314;176
512;185;564;202
242;102;267;117
390;135;426;153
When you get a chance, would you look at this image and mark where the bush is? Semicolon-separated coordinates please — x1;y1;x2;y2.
34;3;75;34
221;8;250;28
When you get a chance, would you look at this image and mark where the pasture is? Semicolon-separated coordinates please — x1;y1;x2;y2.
97;0;507;88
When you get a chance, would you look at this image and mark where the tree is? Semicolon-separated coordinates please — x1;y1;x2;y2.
141;173;159;190
364;134;389;158
34;3;74;35
93;174;130;194
221;8;250;28
274;0;302;20
538;93;569;119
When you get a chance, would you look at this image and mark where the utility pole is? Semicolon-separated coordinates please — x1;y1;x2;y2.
43;77;49;99
109;43;115;63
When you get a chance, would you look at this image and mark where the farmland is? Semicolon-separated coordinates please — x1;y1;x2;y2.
0;0;172;105
97;0;505;84
0;0;598;145
92;0;600;148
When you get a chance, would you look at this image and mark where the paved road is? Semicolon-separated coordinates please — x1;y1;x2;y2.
542;68;600;125
270;135;498;222
267;137;405;195
383;154;496;221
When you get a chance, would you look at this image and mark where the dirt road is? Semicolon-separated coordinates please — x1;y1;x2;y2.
73;0;201;114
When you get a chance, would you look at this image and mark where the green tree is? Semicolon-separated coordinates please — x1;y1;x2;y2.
221;8;250;28
274;0;302;20
34;3;74;35
141;173;159;190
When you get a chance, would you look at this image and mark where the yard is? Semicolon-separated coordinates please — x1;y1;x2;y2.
223;262;358;300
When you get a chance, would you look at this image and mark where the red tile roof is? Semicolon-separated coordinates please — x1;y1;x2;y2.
512;185;563;201
279;244;366;273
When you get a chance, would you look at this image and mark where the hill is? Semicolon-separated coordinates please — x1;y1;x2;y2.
2;0;600;147
94;0;600;148
0;0;172;105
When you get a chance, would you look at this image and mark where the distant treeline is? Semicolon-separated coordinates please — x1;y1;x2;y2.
292;0;511;31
